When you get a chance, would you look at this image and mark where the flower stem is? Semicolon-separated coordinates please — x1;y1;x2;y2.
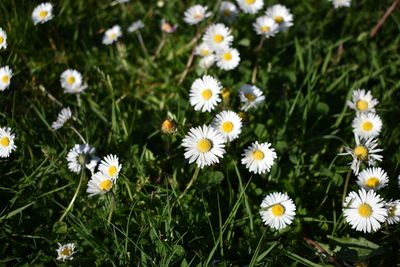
176;167;200;203
342;169;352;205
59;169;86;222
107;191;116;225
70;126;86;144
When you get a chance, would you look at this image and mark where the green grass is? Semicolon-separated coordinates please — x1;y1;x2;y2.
1;0;400;265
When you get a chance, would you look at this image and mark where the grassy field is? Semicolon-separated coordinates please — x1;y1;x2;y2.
1;0;400;265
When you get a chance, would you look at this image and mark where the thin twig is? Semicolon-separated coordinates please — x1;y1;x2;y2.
70;126;87;144
303;237;344;267
369;0;400;38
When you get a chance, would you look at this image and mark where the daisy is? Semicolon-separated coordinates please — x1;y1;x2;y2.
260;192;296;230
102;25;122;45
352;113;382;140
52;107;72;130
183;5;211;25
347;89;379;114
241;141;277;174
219;1;239;21
236;0;264;14
330;0;351;8
212;110;242;142
128;20;144;33
66;144;96;174
0;28;7;49
385;200;400;225
56;243;76;261
0;66;12;91
189;75;222;112
215;47;240;71
343;188;387;233
0;127;16;158
182;125;226;168
60;69;88;94
238;84;265;111
203;23;233;51
86;172;115;197
199;55;216;69
32;3;54;25
195;42;213;57
339;134;383;174
253;15;279;37
265;4;293;32
356;167;388;191
86;156;100;175
98;154;122;180
161;20;178;33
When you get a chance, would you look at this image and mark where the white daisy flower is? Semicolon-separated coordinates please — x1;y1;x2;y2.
161;19;178;33
260;192;296;230
347;89;379;114
32;3;54;25
182;125;226;169
212;110;242;142
102;25;122;45
56;243;76;261
215;47;240;71
236;0;264;14
60;69;88;94
343;188;387;233
86;171;115;197
195;42;213;57
0;127;16;158
219;1;239;21
203;23;233;51
128;20;144;33
183;5;211;25
241;141;277;174
238;84;265;111
66;144;96;174
330;0;351;8
85;156;100;175
0;28;7;49
339;134;383;175
352;113;382;140
253;15;279;37
189;75;222;112
356;167;388;191
52;107;72;130
199;55;216;69
265;4;293;32
0;66;12;91
385;200;400;225
98;154;122;180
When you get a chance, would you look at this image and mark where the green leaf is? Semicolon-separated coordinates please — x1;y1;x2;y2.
53;221;68;234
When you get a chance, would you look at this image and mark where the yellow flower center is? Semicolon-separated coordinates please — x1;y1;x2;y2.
388;206;396;217
2;75;9;83
194;13;202;19
246;0;255;4
108;166;117;177
356;100;368;111
222;88;230;100
362;122;373;131
201;89;212;100
39;10;48;19
354;146;368;160
161;120;175;134
358;203;373;217
222;121;233;133
223;53;232;61
365;177;379;188
100;180;113;191
66;76;75;84
223;10;232;16
245;93;255;101
214;34;224;43
0;36;4;44
274;16;284;24
201;50;210;56
197;138;212;152
0;137;10;147
108;33;117;39
252;150;264;160
271;204;285;216
61;248;72;256
261;26;270;32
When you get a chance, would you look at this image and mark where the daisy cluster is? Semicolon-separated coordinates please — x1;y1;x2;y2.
340;89;400;232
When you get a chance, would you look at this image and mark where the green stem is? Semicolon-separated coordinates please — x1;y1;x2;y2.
177;167;200;202
107;192;116;225
342;169;352;205
59;169;86;221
